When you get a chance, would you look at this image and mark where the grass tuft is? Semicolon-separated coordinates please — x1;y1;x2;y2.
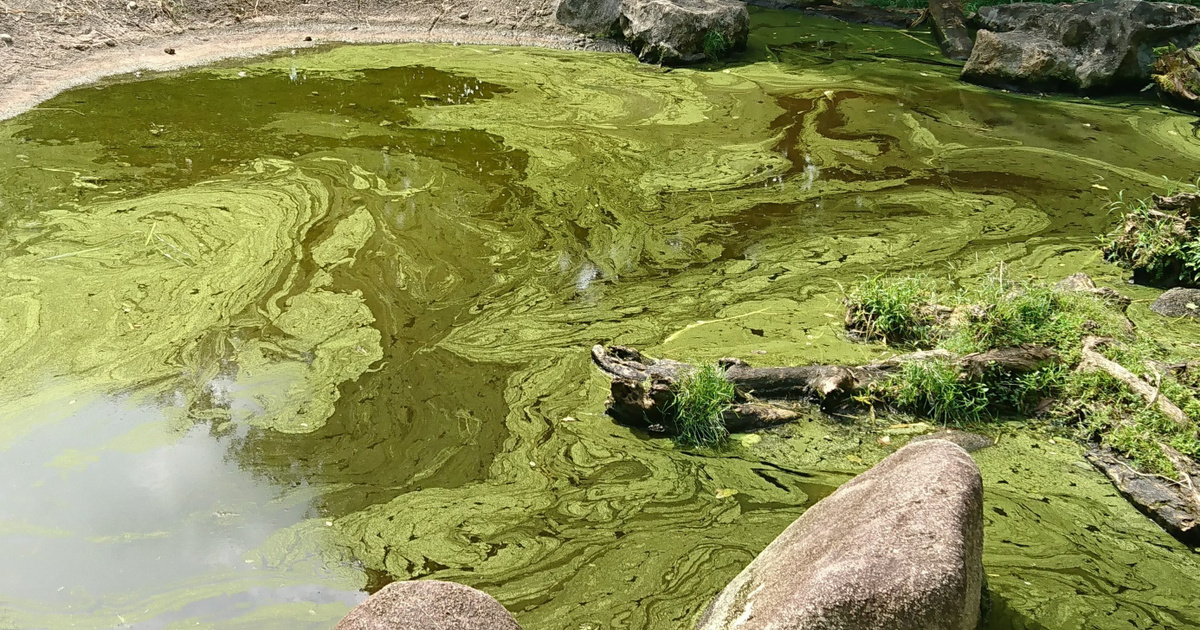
843;275;937;346
669;364;735;447
941;279;1129;361
890;359;990;425
703;30;729;62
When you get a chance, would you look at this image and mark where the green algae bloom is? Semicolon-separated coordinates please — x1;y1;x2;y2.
0;9;1199;630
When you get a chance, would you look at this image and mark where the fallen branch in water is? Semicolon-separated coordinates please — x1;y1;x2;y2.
927;0;972;60
591;343;1058;432
1087;447;1200;545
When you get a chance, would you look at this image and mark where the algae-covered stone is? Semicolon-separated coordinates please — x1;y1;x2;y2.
335;580;522;630
621;0;749;64
697;439;984;630
1151;287;1200;317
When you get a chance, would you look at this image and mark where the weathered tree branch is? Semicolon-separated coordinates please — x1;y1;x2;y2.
1077;336;1189;429
592;343;1058;431
927;0;972;60
1087;447;1200;545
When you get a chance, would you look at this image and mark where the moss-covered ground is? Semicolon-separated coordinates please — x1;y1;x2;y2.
844;272;1200;476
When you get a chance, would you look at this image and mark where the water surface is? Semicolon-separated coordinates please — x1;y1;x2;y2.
1;10;1199;629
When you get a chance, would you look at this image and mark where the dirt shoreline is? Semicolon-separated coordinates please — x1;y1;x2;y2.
0;0;626;121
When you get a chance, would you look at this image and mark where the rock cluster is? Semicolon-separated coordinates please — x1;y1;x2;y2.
556;0;749;63
962;0;1200;92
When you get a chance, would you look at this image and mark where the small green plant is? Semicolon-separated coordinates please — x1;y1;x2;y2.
703;31;729;62
1154;42;1181;58
844;275;937;346
669;364;736;447
889;359;990;425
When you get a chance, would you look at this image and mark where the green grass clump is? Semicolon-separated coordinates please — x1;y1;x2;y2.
844;275;937;345
847;271;1200;476
1104;186;1200;287
1063;364;1200;476
703;31;729;62
891;359;990;424
669;364;736;447
942;282;1129;360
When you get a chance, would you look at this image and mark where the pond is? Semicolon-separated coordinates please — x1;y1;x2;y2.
0;8;1198;630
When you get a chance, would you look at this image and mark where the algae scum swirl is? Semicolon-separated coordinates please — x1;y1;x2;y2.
1;11;1199;630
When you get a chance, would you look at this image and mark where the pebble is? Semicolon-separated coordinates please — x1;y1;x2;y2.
459;11;469;19
163;47;176;55
0;34;12;46
127;1;137;8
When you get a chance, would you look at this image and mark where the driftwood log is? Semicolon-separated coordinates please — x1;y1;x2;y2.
927;0;973;60
591;344;1057;432
1086;447;1200;545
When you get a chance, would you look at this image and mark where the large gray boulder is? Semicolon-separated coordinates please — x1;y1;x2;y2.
962;0;1200;93
556;0;623;36
334;580;522;630
620;0;750;64
1151;287;1200;317
697;439;984;630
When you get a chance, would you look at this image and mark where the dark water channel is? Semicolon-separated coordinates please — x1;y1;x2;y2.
0;9;1198;629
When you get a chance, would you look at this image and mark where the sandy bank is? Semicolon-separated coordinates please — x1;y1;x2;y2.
0;0;626;120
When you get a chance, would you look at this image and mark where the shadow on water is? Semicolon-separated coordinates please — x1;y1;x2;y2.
987;596;1053;630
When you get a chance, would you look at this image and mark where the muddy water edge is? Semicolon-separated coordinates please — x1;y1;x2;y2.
0;8;1199;630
